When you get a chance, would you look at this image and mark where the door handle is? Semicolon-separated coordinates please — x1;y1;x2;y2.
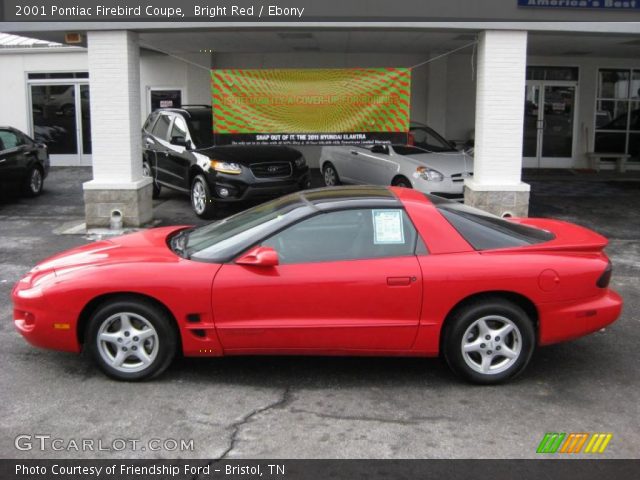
0;159;6;164
350;150;359;156
387;276;414;286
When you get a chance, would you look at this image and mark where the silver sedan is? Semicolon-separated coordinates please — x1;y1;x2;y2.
319;143;473;199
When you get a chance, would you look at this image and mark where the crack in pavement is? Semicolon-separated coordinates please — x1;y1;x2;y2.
288;408;453;426
209;386;293;467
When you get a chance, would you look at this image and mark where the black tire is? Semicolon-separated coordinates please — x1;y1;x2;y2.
322;162;341;186
443;298;535;385
142;161;161;199
86;297;177;381
392;176;412;188
191;174;216;219
22;166;44;197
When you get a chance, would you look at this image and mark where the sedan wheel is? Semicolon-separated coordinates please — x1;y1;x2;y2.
443;299;535;384
191;174;216;219
461;316;522;375
392;177;412;188
323;163;340;186
87;298;177;381
23;167;43;197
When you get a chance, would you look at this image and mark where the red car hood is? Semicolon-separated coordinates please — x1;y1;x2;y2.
511;218;608;252
31;226;189;274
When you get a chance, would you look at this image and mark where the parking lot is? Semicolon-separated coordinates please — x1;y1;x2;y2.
0;167;638;459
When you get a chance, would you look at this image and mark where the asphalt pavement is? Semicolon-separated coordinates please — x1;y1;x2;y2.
0;167;638;459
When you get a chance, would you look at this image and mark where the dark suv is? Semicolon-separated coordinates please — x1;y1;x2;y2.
142;105;310;218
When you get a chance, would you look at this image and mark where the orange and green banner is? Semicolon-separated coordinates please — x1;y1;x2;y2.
211;68;411;145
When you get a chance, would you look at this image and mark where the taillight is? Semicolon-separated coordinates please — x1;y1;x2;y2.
596;260;612;288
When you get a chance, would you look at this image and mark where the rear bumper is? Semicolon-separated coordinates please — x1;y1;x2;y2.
538;289;623;346
12;284;80;353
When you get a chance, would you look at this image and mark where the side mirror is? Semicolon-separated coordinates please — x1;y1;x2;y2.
370;145;388;154
236;246;279;267
170;135;188;147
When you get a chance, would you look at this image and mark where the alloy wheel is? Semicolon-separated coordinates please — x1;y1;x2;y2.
192;179;206;214
461;315;522;375
96;312;159;374
324;166;337;186
30;169;43;194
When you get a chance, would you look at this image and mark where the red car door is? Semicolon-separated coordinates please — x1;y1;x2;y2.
211;208;424;353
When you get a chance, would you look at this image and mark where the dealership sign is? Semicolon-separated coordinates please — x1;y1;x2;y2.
211;68;410;146
518;0;640;9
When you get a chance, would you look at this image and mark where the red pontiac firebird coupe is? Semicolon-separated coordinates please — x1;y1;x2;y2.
13;186;622;383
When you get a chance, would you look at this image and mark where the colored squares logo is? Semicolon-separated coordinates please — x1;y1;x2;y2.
537;433;613;454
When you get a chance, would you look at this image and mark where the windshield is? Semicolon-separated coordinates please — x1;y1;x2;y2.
392;145;433;156
409;126;457;152
428;194;555;250
181;193;312;262
187;113;213;148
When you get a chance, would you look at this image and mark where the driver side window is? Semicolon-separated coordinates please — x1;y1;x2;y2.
261;208;421;265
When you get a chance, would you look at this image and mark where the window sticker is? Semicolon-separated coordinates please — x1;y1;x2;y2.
372;209;405;244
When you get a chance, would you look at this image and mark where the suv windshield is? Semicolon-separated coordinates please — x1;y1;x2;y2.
179;193;312;262
428;194;555;250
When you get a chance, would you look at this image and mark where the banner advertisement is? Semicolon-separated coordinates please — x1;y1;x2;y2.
211;68;411;146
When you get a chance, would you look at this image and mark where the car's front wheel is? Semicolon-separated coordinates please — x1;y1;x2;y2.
392;176;412;188
322;162;341;186
443;298;535;384
87;298;177;381
191;174;216;219
23;166;44;197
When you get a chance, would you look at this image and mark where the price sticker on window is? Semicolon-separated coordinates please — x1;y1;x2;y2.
372;209;405;244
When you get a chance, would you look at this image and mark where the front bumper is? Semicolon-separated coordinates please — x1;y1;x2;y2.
412;176;466;199
538;289;623;346
12;282;80;353
208;167;310;202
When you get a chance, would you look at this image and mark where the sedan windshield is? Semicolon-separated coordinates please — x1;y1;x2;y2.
181;194;312;262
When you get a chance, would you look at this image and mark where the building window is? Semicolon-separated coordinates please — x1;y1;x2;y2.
526;66;579;82
594;68;640;162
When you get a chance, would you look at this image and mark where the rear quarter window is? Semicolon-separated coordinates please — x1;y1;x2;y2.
429;195;555;250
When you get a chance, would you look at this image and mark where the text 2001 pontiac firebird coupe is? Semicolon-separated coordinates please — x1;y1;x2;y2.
13;186;622;383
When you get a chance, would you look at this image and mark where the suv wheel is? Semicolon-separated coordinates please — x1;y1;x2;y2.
143;161;161;198
191;174;216;219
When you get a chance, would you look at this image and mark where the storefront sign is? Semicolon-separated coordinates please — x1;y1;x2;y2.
211;68;410;145
518;0;640;9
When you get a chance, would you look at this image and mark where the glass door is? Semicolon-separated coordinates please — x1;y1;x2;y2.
523;81;577;168
29;82;91;166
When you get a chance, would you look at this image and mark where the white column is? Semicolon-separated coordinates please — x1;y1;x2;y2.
464;30;530;217
83;30;152;227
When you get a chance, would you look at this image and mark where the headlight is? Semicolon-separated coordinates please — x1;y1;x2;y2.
415;166;444;182
211;160;242;175
294;156;306;168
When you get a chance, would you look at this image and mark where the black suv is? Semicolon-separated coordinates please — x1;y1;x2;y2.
142;105;310;218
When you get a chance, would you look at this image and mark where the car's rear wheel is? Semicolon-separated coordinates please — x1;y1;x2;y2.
87;298;177;381
23;166;44;197
443;299;535;384
142;161;161;198
323;163;340;186
191;174;216;219
392;176;412;188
